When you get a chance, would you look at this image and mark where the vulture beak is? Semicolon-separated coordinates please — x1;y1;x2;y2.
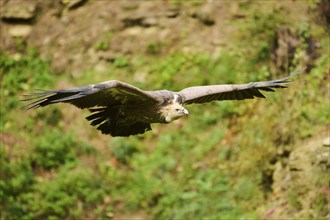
183;108;189;116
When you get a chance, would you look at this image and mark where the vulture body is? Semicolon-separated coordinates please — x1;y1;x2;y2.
22;69;303;137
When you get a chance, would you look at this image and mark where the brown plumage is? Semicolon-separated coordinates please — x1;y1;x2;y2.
21;69;304;137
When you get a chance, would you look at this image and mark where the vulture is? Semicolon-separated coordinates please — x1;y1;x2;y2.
21;69;303;137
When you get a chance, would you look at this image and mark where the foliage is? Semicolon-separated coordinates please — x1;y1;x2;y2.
22;166;109;220
0;48;53;99
94;32;113;51
0;148;35;220
31;130;77;170
0;48;54;132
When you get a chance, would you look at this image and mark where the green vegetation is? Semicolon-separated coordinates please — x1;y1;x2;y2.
94;32;113;51
1;1;329;220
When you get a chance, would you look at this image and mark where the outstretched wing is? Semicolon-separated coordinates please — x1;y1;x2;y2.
179;69;304;105
21;80;159;110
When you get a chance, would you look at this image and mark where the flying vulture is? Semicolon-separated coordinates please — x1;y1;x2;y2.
21;69;303;137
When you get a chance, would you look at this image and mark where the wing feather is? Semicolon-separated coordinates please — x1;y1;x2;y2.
21;80;160;110
249;88;265;98
179;69;304;105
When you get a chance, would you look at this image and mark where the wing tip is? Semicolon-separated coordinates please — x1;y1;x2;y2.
276;67;306;83
19;90;58;111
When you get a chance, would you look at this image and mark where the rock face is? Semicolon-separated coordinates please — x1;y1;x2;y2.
191;4;216;26
65;0;88;10
0;0;227;74
166;7;180;18
262;135;330;219
8;25;32;37
121;14;158;28
272;27;298;72
323;136;330;146
1;1;38;21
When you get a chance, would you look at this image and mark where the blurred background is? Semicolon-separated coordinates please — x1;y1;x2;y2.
1;0;329;219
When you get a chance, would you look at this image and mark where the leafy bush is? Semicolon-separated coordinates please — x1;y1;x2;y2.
111;139;139;164
31;129;77;170
22;166;109;220
0;48;54;132
0;48;53;101
0;147;35;219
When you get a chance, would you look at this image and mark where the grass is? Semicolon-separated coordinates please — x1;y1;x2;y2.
1;1;329;219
